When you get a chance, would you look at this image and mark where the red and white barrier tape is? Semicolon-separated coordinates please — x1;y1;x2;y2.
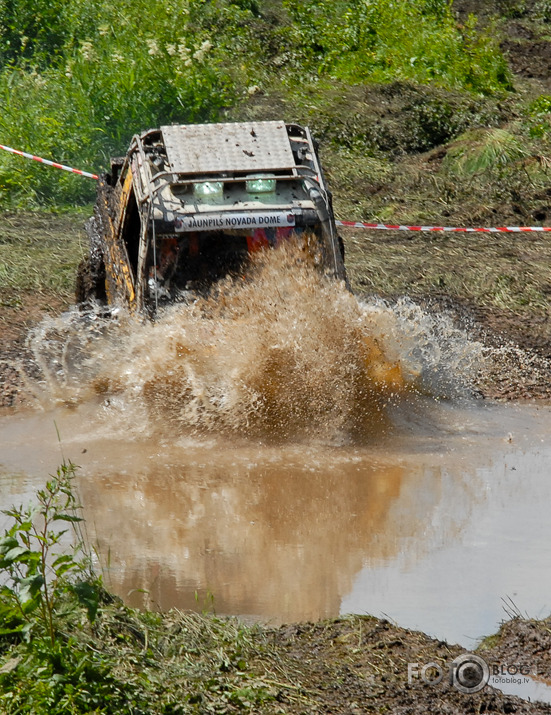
0;142;549;233
0;143;98;180
336;220;551;233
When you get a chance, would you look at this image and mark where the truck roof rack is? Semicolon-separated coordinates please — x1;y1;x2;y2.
129;121;324;206
160;121;296;174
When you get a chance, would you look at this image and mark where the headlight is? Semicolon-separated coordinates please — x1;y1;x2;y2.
193;181;224;199
246;175;276;194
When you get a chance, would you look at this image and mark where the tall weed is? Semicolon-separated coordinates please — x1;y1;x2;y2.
0;461;99;645
0;0;513;206
282;0;511;92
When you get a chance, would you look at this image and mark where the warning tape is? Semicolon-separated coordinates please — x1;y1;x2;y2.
0;143;98;180
336;220;551;233
0;141;549;232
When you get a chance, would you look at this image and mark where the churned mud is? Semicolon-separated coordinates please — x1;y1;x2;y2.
261;616;551;714
480;616;551;683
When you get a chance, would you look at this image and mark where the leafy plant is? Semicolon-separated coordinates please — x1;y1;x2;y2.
529;95;551;116
535;0;551;20
0;460;100;646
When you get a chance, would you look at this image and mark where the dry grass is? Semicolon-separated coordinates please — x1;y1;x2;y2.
343;228;551;315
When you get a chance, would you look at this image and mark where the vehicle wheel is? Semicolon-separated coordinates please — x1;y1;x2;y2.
75;253;107;305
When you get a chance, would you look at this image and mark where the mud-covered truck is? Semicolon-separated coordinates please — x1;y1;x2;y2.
76;120;346;314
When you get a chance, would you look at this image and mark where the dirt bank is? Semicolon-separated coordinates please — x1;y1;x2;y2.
6;594;551;714
480;615;551;684
262;615;551;714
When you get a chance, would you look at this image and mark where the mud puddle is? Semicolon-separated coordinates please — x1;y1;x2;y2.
1;243;551;670
1;398;551;654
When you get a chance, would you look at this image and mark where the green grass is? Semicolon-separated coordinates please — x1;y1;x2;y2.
0;0;235;205
0;604;286;714
0;0;514;206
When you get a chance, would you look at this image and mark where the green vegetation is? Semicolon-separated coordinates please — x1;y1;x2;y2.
0;0;513;206
0;210;87;309
0;0;235;205
0;466;286;713
282;0;510;90
0;601;283;714
0;463;114;713
0;461;99;646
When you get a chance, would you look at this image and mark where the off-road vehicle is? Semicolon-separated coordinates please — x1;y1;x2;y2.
76;120;346;314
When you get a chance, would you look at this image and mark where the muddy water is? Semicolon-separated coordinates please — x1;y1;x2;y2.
1;399;550;650
1;244;551;653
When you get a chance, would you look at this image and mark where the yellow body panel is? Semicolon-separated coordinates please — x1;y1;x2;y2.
101;169;136;308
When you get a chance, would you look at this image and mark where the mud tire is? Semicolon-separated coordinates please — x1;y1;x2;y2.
75;253;107;305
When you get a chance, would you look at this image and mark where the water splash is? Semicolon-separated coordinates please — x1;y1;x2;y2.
24;242;486;440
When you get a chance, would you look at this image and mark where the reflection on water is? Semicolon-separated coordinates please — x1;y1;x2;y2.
343;427;551;646
81;448;443;621
492;674;551;706
1;398;551;648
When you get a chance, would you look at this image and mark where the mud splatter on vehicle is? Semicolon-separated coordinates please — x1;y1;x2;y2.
76;121;346;316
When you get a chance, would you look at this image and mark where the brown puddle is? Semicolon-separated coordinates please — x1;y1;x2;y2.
1;399;551;651
1;244;551;652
